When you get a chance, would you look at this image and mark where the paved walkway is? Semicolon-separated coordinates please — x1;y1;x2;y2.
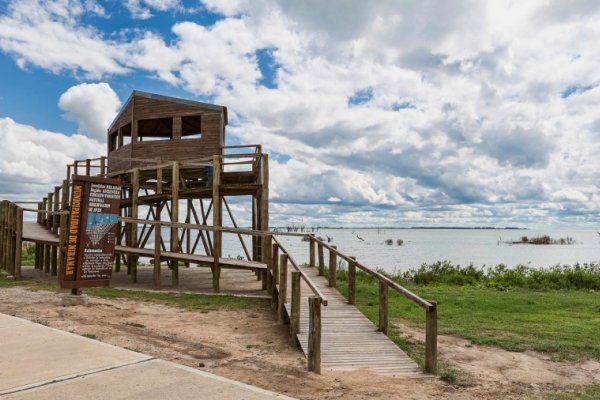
0;313;294;399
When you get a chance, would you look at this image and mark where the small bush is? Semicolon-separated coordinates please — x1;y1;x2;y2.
387;261;600;290
440;368;457;383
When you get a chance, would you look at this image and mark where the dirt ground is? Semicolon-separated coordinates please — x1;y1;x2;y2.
0;287;598;400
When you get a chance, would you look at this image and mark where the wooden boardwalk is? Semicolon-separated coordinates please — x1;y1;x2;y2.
285;266;421;376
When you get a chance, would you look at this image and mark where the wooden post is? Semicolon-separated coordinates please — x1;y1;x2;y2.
52;186;60;234
154;221;161;290
271;243;279;307
272;243;279;285
290;271;301;344
425;301;438;374
85;158;91;176
265;234;273;294
259;154;269;261
328;245;337;288
100;157;106;176
57;212;67;280
43;237;50;273
307;296;321;374
185;199;191;268
35;202;43;270
2;202;7;272
115;217;121;273
171;162;180;286
379;280;388;334
348;256;356;305
309;235;315;267
211;157;221;292
0;201;5;271
130;168;139;283
8;204;15;275
41;197;47;226
278;253;288;324
50;240;58;276
14;207;22;279
318;243;324;276
46;193;53;229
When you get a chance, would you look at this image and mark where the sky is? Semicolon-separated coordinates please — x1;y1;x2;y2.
0;0;599;228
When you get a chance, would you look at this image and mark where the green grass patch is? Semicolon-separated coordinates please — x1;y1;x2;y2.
535;385;600;399
21;243;36;266
0;275;269;313
81;333;97;339
85;286;269;312
0;275;58;292
334;269;600;362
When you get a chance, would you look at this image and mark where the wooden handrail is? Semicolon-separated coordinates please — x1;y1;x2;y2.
272;235;328;306
311;236;432;309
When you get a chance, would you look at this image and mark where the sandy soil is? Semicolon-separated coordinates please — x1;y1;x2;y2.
0;287;597;399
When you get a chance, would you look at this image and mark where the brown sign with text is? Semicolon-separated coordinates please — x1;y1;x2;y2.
60;175;121;289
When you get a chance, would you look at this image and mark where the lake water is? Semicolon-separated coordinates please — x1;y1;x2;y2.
221;229;600;273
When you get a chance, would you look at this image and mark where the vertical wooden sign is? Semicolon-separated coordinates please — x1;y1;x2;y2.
60;175;121;289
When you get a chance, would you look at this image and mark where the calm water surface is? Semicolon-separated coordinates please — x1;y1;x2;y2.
221;229;600;273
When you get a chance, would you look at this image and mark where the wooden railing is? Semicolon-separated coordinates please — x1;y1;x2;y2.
309;235;438;374
271;235;327;373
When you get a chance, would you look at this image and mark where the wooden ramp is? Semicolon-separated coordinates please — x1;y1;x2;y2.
22;222;58;245
22;222;266;272
285;266;421;376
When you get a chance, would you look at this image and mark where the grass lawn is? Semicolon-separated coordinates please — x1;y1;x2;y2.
536;385;600;399
335;272;600;363
0;275;269;312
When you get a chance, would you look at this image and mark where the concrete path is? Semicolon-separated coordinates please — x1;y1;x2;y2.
0;313;295;399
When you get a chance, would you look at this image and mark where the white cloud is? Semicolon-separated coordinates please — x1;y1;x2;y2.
124;0;182;19
0;117;105;200
0;0;127;77
58;82;121;141
1;0;600;226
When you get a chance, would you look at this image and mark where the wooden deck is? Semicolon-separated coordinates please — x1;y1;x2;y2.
285;265;421;376
21;222;266;272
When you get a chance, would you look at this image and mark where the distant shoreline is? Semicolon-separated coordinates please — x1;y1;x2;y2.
272;226;527;230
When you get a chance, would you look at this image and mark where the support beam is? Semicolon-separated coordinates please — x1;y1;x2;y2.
211;156;221;292
171;162;180;286
129;168;139;282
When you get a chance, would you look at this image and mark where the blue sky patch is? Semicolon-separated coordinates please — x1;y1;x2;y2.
392;101;416;111
256;48;280;89
561;84;593;98
348;87;373;106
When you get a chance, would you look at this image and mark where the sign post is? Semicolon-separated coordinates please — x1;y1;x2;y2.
60;175;121;291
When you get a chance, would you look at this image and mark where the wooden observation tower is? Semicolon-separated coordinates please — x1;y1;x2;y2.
105;91;269;292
